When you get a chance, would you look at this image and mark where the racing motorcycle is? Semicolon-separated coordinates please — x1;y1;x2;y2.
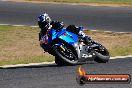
41;26;110;66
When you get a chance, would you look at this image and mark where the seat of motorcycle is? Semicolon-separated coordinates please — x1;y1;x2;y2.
51;21;64;30
66;25;80;35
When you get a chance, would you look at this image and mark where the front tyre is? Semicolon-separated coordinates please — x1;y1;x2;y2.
54;43;78;65
55;57;68;66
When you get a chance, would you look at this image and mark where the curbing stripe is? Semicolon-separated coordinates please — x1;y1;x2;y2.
0;24;130;33
110;55;132;59
30;26;39;28
0;61;55;68
0;24;38;28
0;24;10;25
13;25;25;26
0;55;132;68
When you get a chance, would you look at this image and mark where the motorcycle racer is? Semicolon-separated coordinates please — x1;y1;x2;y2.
38;13;90;51
38;13;64;51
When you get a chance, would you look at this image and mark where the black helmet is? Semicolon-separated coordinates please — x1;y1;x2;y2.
38;13;51;30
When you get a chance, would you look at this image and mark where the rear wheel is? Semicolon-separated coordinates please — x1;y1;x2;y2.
93;44;110;63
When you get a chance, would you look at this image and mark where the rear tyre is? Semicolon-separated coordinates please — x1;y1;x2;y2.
93;44;110;63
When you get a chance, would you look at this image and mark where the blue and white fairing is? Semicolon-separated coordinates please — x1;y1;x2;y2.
49;28;78;45
47;27;95;62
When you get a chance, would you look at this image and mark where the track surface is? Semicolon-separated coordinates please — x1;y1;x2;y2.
0;1;132;32
0;58;132;88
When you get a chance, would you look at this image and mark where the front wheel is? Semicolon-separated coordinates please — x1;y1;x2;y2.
55;57;68;66
93;44;110;63
54;43;78;65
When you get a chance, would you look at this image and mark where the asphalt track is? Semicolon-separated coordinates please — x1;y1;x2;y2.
0;1;132;32
0;58;132;88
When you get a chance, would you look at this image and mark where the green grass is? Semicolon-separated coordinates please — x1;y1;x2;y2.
0;25;132;66
110;47;132;57
27;0;132;4
0;55;54;66
0;25;54;66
